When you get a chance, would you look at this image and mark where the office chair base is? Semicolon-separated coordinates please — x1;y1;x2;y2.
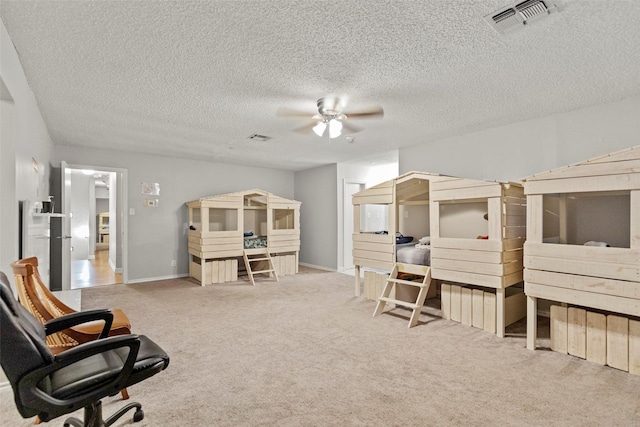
63;400;144;427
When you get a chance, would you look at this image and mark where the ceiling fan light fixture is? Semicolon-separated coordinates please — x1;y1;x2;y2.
329;119;342;138
313;121;327;137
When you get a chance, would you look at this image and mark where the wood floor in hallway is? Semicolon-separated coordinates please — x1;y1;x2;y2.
71;249;122;289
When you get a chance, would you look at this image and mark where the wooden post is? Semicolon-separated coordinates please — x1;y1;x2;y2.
586;311;607;365
550;305;568;354
526;295;537;350
567;307;586;359
496;287;505;338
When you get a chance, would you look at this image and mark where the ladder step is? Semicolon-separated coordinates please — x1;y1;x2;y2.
252;269;274;274
387;278;427;287
377;296;418;310
248;257;270;262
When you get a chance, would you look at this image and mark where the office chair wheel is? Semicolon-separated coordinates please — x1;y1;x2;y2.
133;408;144;422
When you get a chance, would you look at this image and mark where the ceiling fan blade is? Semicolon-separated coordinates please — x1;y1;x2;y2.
276;107;314;118
343;106;384;119
292;122;318;135
341;121;362;134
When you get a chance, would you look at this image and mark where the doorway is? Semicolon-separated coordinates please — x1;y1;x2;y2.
54;164;128;289
343;181;365;274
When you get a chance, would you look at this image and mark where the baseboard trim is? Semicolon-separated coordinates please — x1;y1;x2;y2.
298;263;336;272
127;273;189;284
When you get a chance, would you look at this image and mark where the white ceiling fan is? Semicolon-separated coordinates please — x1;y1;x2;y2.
277;97;384;139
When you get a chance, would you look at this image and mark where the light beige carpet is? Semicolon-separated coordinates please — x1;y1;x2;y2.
2;267;639;426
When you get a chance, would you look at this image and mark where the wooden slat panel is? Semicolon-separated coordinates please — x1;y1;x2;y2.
431;237;502;252
523;269;640;300
525;254;640;282
269;232;299;240
196;242;243;252
505;290;526;326
487;197;502;241
504;225;526;239
353;249;394;263
431;177;493;191
504;214;526;227
352;194;393;205
189;235;240;245
200;200;242;209
472;289;484;329
199;230;239;238
526;159;640;181
550;305;568;354
353;233;394;244
632;190;640;249
525;173;640;195
353;241;394;253
450;285;461;322
586;146;640;164
430;201;440;238
526;194;543;243
431;258;522;276
504;203;526;216
524;242;640;266
432;247;503;263
607;315;629;371
269;245;299;253
586;311;607;365
483;292;496;333
431;268;503;288
396;263;430;276
431;184;502;201
461;287;472;326
353;258;393;271
441;283;451;320
503;183;524;196
568;307;587;359
524;283;640;317
630;319;640;376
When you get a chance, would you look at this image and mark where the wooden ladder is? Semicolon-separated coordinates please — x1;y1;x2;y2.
243;249;279;286
373;263;432;328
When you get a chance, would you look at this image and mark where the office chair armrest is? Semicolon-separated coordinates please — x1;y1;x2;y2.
19;334;142;420
44;309;114;339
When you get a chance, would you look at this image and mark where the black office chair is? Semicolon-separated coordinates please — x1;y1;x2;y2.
0;271;170;426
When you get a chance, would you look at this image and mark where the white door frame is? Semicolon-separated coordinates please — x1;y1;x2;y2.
343;180;365;272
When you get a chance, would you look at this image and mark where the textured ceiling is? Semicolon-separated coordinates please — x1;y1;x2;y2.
1;1;640;171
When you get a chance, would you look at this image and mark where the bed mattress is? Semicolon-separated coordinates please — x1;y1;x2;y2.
396;242;431;266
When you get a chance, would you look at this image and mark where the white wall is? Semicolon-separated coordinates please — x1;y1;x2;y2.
53;145;294;282
0;21;54;275
295;164;338;269
399;96;640;182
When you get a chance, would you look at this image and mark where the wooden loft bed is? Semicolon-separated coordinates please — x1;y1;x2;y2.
523;146;640;362
186;189;301;285
430;177;526;337
352;171;445;297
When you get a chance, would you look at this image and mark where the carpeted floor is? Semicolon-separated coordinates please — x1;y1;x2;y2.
2;267;639;426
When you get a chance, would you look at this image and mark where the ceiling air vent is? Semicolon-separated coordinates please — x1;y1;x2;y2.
248;134;271;142
485;0;560;34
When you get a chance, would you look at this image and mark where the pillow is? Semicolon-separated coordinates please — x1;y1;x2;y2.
419;236;431;245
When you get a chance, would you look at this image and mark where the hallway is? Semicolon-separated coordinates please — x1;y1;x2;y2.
71;249;122;289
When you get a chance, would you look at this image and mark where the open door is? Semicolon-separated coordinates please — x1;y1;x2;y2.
49;161;71;291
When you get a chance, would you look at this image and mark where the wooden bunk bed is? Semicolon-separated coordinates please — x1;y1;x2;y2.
352;171;444;297
523;145;639;375
186;189;301;285
430;177;526;337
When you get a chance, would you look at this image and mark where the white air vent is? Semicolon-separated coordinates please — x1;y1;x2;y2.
485;0;559;34
248;134;271;142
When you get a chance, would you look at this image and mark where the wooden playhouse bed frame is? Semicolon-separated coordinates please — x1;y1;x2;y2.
351;171;444;297
352;172;527;336
523;146;640;368
186;189;301;285
430;177;527;337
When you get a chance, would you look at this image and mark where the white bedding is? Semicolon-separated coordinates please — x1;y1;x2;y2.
396;242;431;266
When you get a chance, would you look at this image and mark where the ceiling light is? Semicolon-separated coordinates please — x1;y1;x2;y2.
313;121;327;137
329;120;342;139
